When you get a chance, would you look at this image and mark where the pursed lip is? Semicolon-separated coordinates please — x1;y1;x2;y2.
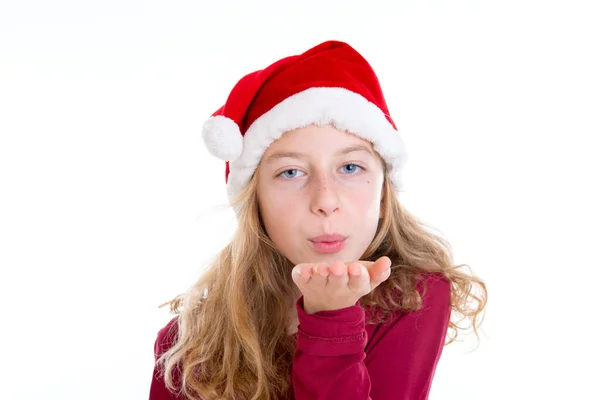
309;233;348;243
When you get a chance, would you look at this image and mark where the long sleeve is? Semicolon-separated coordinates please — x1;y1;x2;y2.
149;317;183;400
291;273;452;400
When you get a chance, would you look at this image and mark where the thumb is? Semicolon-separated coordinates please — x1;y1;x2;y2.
357;256;392;283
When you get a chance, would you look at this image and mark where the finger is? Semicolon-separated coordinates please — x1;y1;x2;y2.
327;260;348;288
371;256;392;277
369;267;391;289
309;263;329;288
357;256;391;281
291;263;314;284
369;258;392;290
347;262;369;292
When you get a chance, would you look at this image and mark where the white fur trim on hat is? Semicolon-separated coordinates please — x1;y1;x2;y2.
201;115;244;161
226;86;408;204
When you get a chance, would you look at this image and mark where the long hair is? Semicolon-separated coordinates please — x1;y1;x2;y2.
155;168;487;400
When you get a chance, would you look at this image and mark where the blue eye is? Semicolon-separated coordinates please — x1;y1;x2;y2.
340;164;363;174
278;164;362;179
279;169;305;179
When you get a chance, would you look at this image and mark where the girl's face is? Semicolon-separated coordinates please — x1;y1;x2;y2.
256;124;385;266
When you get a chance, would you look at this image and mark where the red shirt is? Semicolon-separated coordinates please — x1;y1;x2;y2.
149;273;451;399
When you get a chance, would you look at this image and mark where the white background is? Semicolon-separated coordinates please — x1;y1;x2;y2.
1;1;599;399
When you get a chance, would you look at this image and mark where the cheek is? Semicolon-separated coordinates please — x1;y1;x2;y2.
356;193;381;219
259;190;301;237
260;198;303;261
347;179;382;217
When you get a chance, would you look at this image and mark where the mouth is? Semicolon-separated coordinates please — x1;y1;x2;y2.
308;234;348;254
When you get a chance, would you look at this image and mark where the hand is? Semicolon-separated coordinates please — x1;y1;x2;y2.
291;256;392;314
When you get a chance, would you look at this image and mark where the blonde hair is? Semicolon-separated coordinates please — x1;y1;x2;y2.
155;169;487;400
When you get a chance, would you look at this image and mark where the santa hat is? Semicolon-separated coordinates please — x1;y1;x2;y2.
201;40;408;204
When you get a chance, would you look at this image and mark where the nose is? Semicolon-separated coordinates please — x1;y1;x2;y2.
310;173;340;217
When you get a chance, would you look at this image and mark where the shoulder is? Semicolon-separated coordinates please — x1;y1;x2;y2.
154;316;180;361
370;272;451;336
366;272;450;325
363;273;452;396
387;272;451;310
407;272;452;329
416;272;452;307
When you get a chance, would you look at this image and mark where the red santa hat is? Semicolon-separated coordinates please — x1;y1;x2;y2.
201;40;408;204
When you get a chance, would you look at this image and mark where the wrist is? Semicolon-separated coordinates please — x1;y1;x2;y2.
302;299;322;315
302;297;358;314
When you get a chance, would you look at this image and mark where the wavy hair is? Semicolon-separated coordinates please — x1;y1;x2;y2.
155;167;487;400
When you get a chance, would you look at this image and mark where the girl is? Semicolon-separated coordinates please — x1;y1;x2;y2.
149;40;487;400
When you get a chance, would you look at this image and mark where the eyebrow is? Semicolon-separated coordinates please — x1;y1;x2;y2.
264;144;375;164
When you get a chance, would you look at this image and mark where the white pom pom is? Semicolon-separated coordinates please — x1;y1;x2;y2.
201;116;243;161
